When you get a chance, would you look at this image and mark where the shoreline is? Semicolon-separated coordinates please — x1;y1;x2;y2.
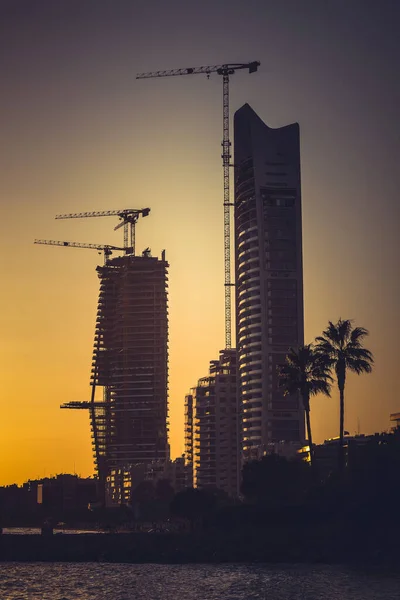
0;531;397;566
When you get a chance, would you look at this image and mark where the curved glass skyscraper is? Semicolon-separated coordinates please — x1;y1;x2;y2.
234;104;305;458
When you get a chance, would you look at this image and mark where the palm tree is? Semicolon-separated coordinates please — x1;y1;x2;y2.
278;345;332;467
315;319;374;470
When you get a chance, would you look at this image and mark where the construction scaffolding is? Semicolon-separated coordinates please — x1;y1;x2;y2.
62;250;170;501
36;208;169;504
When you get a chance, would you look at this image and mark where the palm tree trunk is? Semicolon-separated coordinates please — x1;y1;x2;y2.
305;407;313;468
339;385;345;471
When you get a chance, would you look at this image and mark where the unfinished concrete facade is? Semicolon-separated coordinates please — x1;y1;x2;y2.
89;252;169;500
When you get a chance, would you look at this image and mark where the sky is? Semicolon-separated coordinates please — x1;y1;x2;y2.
0;0;399;485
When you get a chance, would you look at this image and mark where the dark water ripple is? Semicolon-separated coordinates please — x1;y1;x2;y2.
0;563;399;600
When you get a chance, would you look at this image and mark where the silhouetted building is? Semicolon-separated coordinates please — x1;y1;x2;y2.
131;458;186;491
299;434;377;476
108;458;188;506
0;483;37;522
263;441;303;460
63;251;170;502
36;474;98;513
169;456;187;492
186;350;238;496
390;412;400;430
234;104;305;459
184;393;194;487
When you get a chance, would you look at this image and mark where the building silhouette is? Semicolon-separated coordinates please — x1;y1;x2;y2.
64;250;169;503
184;350;238;496
184;392;194;488
129;457;187;495
390;412;400;430
36;475;98;514
234;104;305;459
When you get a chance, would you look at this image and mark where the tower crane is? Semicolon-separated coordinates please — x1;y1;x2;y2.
34;239;128;264
55;208;150;255
136;62;260;349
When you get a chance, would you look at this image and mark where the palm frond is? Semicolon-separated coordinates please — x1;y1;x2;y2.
286;345;313;367
346;356;373;375
350;326;369;346
312;353;335;375
319;321;340;345
314;338;336;356
345;346;374;363
278;360;301;396
279;380;301;396
309;378;332;397
278;344;332;402
338;318;353;346
316;319;354;351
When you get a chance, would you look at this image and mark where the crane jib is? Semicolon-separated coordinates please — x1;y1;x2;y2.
136;61;260;80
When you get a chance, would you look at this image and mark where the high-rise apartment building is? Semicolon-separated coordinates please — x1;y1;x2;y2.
184;393;194;488
87;250;169;498
184;350;238;496
234;104;305;459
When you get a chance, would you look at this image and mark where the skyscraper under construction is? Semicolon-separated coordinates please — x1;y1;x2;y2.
64;249;169;501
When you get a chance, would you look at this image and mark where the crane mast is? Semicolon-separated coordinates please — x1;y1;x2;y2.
222;72;231;349
136;61;260;349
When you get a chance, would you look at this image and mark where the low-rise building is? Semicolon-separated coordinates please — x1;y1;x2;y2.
107;458;189;506
36;474;98;513
299;434;377;476
390;412;400;430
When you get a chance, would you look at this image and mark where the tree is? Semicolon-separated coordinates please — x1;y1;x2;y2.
131;480;156;521
155;479;175;520
132;480;156;505
155;479;175;506
315;319;374;470
170;488;216;530
241;454;312;508
278;345;332;467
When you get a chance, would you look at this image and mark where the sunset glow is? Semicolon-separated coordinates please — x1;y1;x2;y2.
0;1;398;485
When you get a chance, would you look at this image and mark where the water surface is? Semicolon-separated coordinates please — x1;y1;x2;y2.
3;527;101;535
0;562;399;599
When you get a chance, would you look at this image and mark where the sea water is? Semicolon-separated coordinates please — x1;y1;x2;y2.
0;562;399;599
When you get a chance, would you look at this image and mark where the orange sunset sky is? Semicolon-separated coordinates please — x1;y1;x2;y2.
0;0;399;485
